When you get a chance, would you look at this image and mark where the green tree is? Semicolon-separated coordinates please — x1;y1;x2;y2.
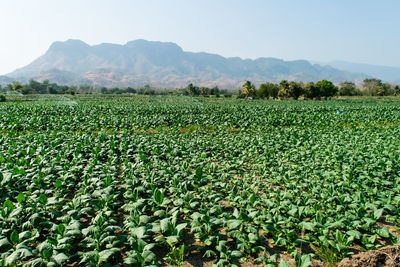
361;79;393;96
12;81;23;92
143;87;156;95
241;81;256;98
288;81;303;100
124;87;136;94
362;78;382;95
256;83;270;99
21;86;34;95
27;80;46;94
377;82;394;96
186;83;200;96
394;85;400;95
69;85;78;95
268;83;280;99
199;87;210;96
46;83;58;94
278;80;290;99
338;81;359;96
316;80;337;98
79;84;93;93
0;94;5;102
256;82;279;99
210;86;220;96
303;82;320;99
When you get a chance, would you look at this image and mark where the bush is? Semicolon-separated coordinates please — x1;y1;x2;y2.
0;94;5;102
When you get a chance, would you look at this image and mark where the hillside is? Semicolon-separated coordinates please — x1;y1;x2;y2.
7;39;368;88
0;75;15;86
320;61;400;83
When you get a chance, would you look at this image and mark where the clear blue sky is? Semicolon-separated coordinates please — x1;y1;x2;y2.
1;0;399;75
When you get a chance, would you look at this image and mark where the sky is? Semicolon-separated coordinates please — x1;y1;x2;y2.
0;0;399;75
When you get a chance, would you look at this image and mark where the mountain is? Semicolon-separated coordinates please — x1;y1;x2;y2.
315;61;400;83
0;75;15;86
7;39;368;89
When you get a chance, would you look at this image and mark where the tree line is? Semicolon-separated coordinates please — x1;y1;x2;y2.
0;78;399;101
239;79;400;99
0;80;231;97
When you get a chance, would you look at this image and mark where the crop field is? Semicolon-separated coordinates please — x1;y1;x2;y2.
1;95;400;266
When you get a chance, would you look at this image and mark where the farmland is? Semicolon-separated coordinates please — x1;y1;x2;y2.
1;95;400;266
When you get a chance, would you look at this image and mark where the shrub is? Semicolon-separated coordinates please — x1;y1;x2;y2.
0;94;6;102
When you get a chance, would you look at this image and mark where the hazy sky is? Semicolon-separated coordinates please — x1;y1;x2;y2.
1;0;399;75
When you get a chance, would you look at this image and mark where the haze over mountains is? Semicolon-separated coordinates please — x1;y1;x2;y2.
316;61;400;84
2;39;398;89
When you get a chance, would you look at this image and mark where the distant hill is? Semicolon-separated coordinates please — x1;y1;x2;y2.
7;39;368;89
0;75;15;86
315;61;400;83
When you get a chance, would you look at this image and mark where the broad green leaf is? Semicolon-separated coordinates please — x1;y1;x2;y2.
376;227;390;238
99;248;119;263
39;194;48;205
55;179;62;189
10;230;19;245
227;220;242;230
278;260;292;267
3;199;15;214
301;222;316;231
160;218;172;233
53;253;69;265
17;192;26;204
374;209;384;220
0;238;12;252
57;224;66;236
41;249;53;260
131;226;147;239
347;230;362;239
166;235;179;246
231;250;243;258
175;223;187;234
142;249;156;263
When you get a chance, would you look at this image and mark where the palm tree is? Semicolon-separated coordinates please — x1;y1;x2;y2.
242;81;256;98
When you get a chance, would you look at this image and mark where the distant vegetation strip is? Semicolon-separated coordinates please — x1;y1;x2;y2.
0;78;399;101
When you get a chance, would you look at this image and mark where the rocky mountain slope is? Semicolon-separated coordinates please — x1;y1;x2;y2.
7;39;368;88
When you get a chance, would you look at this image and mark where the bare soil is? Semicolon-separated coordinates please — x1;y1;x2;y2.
167;246;400;267
338;246;400;267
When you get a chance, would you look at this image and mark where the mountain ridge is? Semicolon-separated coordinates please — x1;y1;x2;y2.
315;60;400;83
7;39;370;89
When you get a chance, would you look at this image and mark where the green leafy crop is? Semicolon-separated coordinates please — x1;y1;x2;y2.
1;95;400;266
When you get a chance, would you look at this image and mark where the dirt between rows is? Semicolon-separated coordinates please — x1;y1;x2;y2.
338;246;400;267
173;246;400;267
